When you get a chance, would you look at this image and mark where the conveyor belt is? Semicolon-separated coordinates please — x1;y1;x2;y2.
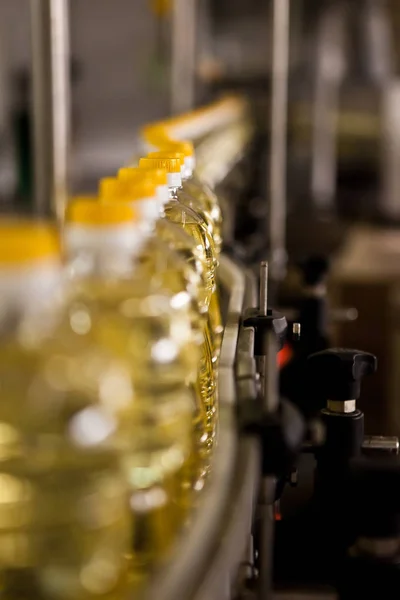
142;255;261;600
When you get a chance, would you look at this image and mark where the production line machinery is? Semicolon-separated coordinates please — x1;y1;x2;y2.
21;1;400;598
120;109;400;599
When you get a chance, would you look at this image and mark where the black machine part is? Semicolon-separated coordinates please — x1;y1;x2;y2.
337;457;400;599
238;397;305;479
348;456;400;540
307;348;377;402
299;255;330;288
309;349;377;510
243;307;287;355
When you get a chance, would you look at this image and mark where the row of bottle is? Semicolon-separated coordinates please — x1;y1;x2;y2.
0;133;224;599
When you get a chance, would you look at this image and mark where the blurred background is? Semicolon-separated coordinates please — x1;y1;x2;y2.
0;0;398;204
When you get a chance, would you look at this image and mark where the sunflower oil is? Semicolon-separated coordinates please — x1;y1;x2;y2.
140;155;223;368
64;200;199;575
99;178;217;469
148;142;224;358
0;220;131;600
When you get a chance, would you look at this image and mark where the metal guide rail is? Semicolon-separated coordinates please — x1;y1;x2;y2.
141;255;260;600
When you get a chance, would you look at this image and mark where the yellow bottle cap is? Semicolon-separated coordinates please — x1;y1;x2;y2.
0;220;60;265
118;167;168;186
124;179;158;201
99;178;128;201
139;157;182;174
154;140;195;158
66;198;137;225
141;124;170;145
147;151;185;167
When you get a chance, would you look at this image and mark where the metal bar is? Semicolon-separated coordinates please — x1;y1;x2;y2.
381;82;400;221
258;261;269;403
257;479;276;600
311;3;346;213
361;0;394;84
265;331;279;414
170;0;197;115
268;0;290;282
30;0;70;219
194;439;261;600
259;261;269;317
219;255;247;372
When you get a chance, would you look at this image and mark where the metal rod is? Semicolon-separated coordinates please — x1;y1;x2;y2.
311;3;346;213
30;0;70;220
171;0;197;115
268;0;290;282
265;330;279;414
361;0;394;84
257;481;276;600
259;261;269;317
259;261;272;412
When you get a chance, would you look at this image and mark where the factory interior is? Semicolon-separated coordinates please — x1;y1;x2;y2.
1;1;400;599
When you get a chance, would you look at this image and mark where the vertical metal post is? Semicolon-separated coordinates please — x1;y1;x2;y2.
361;0;394;84
259;261;279;414
259;261;269;316
171;0;197;115
268;0;290;282
258;262;278;600
311;4;346;213
30;0;70;220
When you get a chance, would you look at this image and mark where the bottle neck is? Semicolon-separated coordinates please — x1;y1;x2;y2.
157;185;169;208
167;172;182;188
182;157;195;181
0;261;62;314
132;196;160;222
65;224;150;278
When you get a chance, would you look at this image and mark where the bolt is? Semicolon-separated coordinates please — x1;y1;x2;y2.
292;322;301;341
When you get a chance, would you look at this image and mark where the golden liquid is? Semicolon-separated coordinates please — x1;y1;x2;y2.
155;219;209;312
180;175;223;256
65;277;196;550
153;219;218;446
134;238;216;471
164;194;223;367
0;338;131;600
163;199;216;296
209;290;224;365
162;200;219;438
0;275;196;596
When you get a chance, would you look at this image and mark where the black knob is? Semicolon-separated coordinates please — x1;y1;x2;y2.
243;308;287;354
308;349;377;402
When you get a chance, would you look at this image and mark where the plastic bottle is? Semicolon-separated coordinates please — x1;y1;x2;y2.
163;145;224;359
139;157;215;292
140;155;223;365
101;173;209;311
64;200;200;572
148;141;223;254
0;219;131;600
98;178;217;468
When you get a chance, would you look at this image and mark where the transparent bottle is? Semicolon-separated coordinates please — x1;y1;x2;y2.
115;166;219;415
99;178;217;469
0;220;131;600
101;173;209;311
140;156;223;366
138;157;216;294
64;200;199;572
148;143;223;255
